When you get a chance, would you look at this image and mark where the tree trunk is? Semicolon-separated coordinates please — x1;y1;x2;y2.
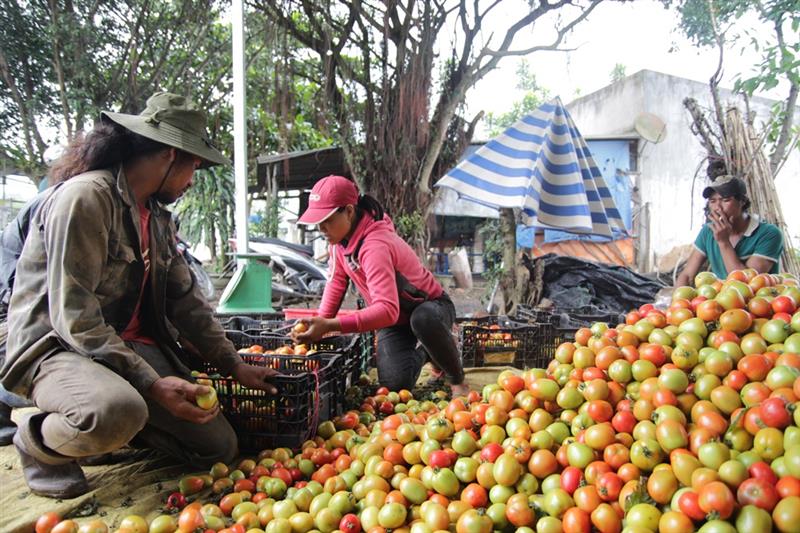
498;208;517;315
770;81;798;175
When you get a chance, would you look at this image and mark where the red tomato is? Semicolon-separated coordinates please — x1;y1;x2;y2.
777;477;800;498
698;481;736;519
611;411;636;434
737;477;780;511
773;295;797;314
561;466;584;495
749;462;779;485
429;450;453;468
759;397;791;429
35;513;62;533
562;507;591;533
677;490;706;521
340;513;361;533
596;472;624;502
479;443;503;463
460;483;488;508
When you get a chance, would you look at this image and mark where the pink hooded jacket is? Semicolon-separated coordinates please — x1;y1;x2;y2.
317;214;444;333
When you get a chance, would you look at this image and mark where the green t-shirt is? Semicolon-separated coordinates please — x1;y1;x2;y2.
694;215;784;278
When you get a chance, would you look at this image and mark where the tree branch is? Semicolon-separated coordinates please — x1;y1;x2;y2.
0;46;36;165
770;80;798;175
47;0;73;138
768;10;798;175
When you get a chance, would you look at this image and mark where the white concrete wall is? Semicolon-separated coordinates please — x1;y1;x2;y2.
568;69;800;266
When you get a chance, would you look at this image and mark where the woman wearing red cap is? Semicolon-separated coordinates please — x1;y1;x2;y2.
293;175;468;396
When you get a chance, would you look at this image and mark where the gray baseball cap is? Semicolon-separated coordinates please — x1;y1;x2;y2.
702;175;747;199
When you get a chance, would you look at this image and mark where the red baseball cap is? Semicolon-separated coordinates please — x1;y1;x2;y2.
297;175;359;225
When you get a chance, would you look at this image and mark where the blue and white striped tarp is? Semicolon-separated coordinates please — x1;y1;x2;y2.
435;98;627;238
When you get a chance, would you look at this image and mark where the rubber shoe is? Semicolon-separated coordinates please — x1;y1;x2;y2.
0;402;16;446
13;415;89;499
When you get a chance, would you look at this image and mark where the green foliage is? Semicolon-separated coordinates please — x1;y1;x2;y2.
664;0;799;168
610;63;627;83
174;166;235;270
249;196;282;239
0;0;235;176
484;59;550;137
394;212;427;245
477;220;505;303
0;1;334;261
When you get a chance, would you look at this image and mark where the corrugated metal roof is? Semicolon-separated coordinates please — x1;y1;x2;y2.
254;146;348;192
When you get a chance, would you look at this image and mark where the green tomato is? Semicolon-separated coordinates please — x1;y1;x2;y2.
717;460;748;488
377;503;406;529
431;468;460;496
761;319;791;343
486;502;509;529
735;505;773;532
545;422;570;444
766;366;800;390
658;368;689;394
735;451;762;470
783;425;800;449
328;491;355;515
784;332;800;353
630;439;663;471
698;441;731;470
676;331;705;352
625;503;661;530
648;328;674;347
631;359;658;381
608;359;633;384
784;445;800;478
489;484;515;504
516;472;539;496
398;477;427;505
454;457;479;483
535;516;562;533
754;427;784;461
540;474;562;493
451;430;477;456
698;520;736;533
541;488;573;519
771;456;790;478
566;442;594;469
531;430;554;450
556;387;584;410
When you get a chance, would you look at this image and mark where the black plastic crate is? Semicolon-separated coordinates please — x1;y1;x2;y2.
526;321;580;367
515;306;559;325
457;316;548;369
202;350;341;451
224;330;361;416
551;309;624;329
515;306;623;329
215;314;291;334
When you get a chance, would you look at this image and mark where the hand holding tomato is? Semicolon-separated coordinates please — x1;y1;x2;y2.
148;376;219;424
291;317;341;344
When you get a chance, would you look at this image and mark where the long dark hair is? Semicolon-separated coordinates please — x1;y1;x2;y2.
49;121;170;183
356;194;384;221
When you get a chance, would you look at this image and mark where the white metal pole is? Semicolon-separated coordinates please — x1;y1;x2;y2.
232;0;248;266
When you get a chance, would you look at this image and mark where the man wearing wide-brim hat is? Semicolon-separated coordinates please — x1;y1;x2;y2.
676;175;784;286
0;92;278;498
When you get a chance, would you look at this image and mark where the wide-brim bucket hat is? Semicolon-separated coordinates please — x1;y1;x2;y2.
101;92;230;168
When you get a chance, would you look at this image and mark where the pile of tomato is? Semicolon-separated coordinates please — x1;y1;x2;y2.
34;268;800;533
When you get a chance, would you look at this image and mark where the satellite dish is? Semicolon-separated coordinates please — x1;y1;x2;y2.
634;112;667;143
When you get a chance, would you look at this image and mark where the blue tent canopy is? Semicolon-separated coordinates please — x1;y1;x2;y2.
435;98;627;239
